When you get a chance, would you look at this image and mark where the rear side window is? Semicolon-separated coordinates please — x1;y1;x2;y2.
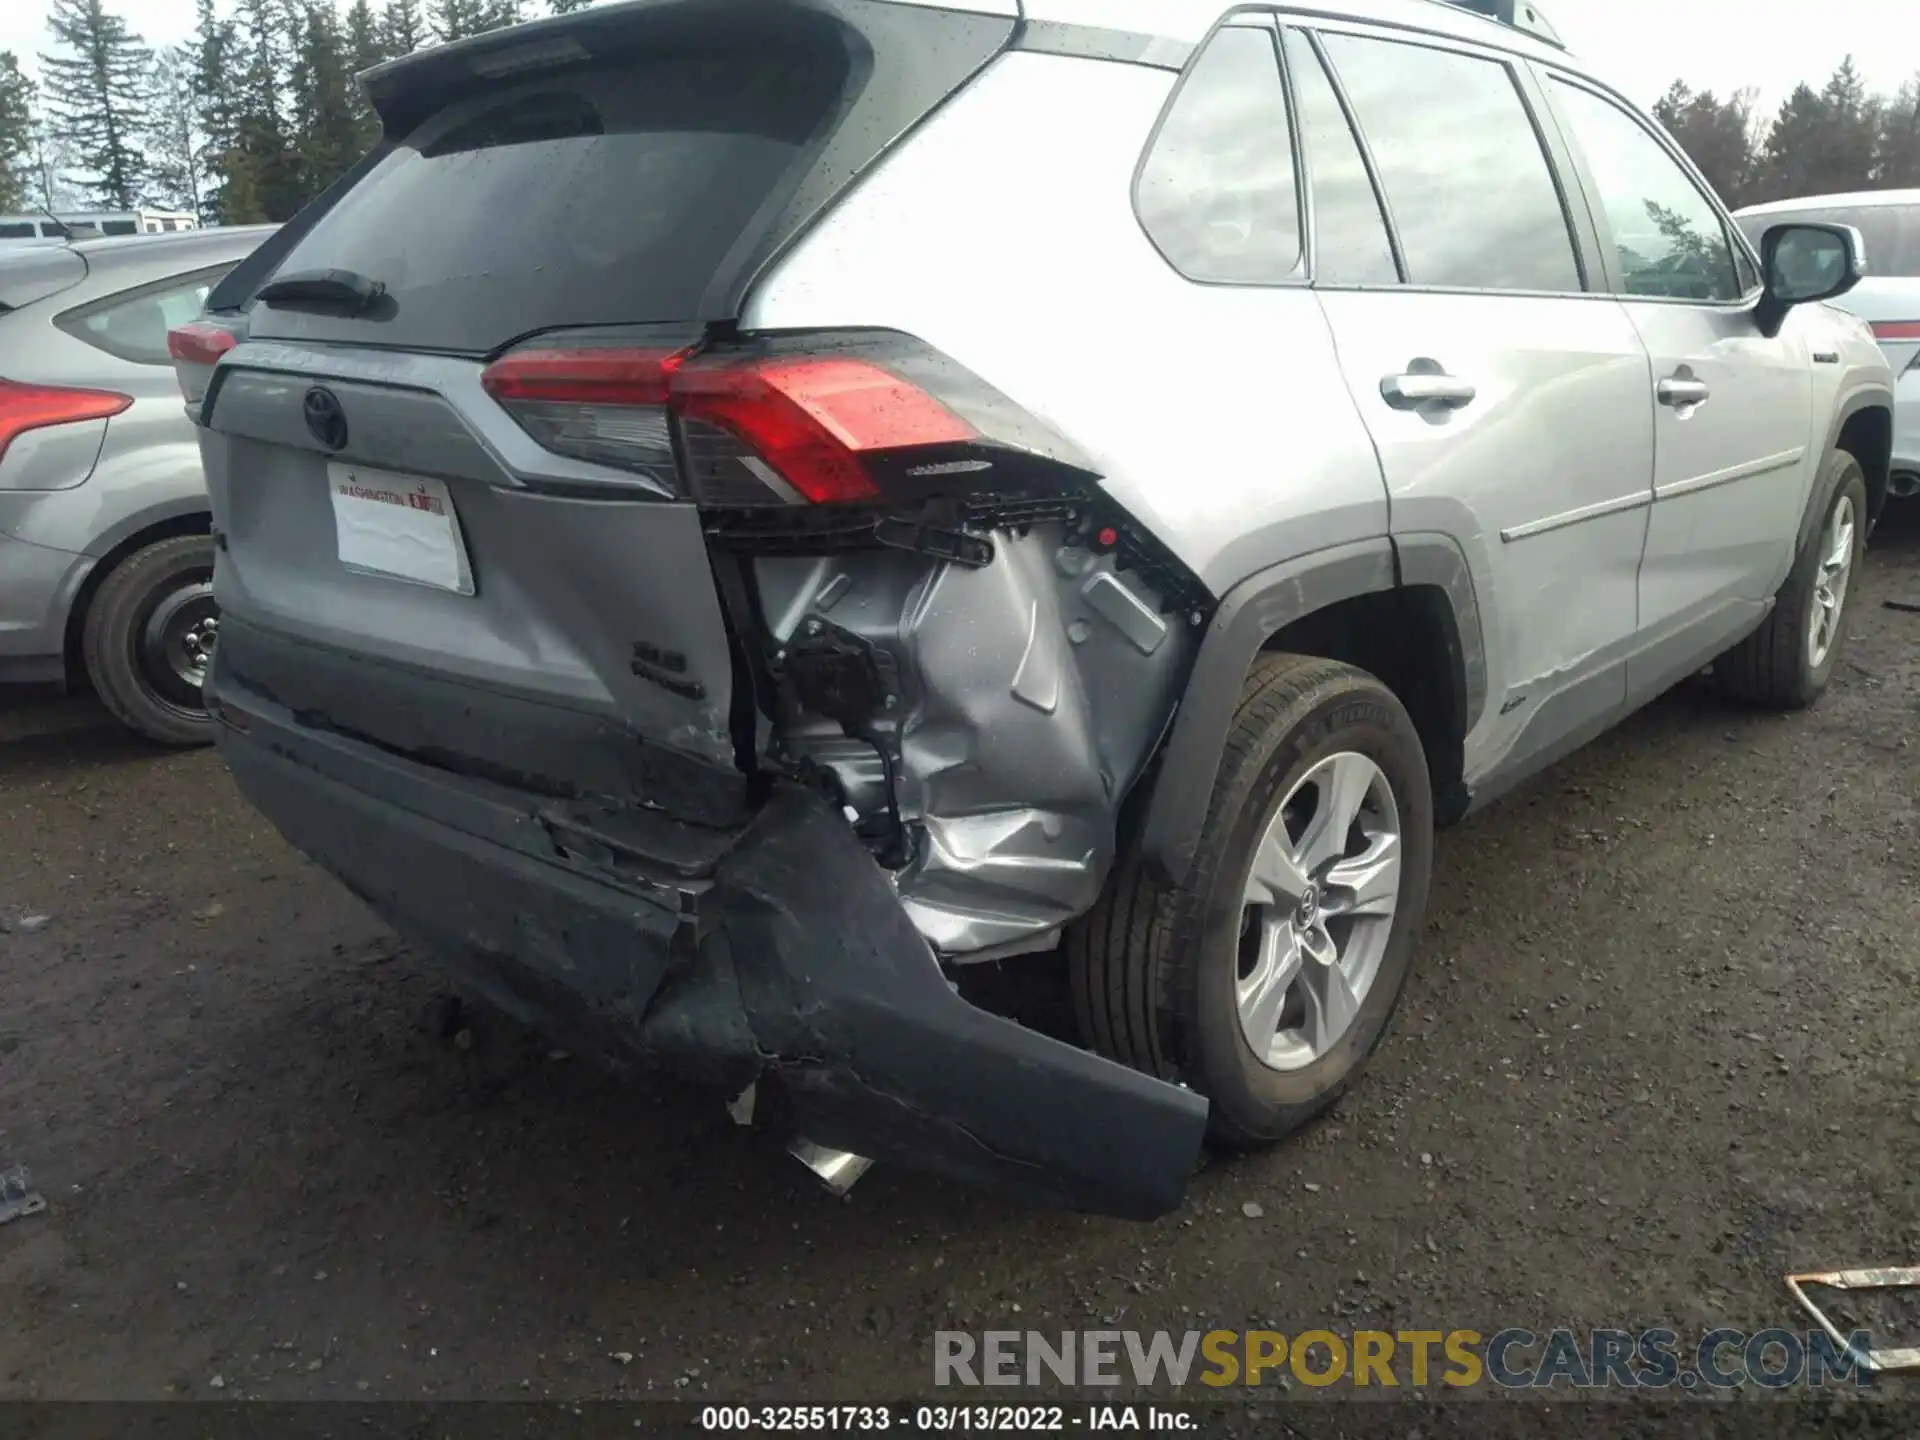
0;223;34;239
1317;33;1581;293
1838;207;1920;277
57;269;226;365
1135;25;1301;286
1548;80;1743;302
1281;30;1397;286
101;220;137;236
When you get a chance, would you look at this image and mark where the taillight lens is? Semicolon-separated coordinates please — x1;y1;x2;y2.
0;379;133;464
676;355;977;504
481;341;984;505
1868;321;1920;342
480;346;687;481
166;320;239;404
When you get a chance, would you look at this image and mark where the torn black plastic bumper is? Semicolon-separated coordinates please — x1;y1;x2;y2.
208;650;1208;1220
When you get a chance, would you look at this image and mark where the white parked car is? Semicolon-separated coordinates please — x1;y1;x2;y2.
1736;190;1919;499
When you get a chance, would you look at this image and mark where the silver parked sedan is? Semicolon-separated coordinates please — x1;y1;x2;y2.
0;225;275;743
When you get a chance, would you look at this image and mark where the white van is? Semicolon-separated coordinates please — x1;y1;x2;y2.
0;210;200;248
1736;190;1920;498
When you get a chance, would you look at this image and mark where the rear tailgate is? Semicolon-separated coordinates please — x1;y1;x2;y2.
197;0;1015;813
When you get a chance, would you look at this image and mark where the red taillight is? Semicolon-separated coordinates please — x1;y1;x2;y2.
479;346;689;406
678;357;976;504
0;379;133;463
167;321;238;366
479;346;979;505
167;321;240;405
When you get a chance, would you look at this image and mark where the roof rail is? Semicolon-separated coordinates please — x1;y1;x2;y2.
1440;0;1565;49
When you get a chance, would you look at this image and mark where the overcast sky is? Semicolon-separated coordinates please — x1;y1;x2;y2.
2;0;1914;113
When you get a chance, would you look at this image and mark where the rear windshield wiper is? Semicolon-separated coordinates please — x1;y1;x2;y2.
254;267;387;315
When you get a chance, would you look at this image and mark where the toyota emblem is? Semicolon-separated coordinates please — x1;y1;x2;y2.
303;387;349;451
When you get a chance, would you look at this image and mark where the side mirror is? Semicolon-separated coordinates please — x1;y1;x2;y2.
1754;222;1867;338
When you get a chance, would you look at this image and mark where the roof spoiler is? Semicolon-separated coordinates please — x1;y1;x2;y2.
1440;0;1565;49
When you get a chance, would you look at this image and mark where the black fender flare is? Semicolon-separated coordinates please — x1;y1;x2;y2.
1137;535;1487;886
1809;384;1895;547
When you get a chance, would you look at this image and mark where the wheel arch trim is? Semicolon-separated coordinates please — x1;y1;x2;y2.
1137;535;1486;885
1817;386;1894;543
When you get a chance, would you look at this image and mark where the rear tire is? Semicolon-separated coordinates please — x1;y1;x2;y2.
81;533;218;747
1068;654;1433;1147
1713;450;1866;710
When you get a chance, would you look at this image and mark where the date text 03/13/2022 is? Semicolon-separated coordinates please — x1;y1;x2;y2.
698;1406;1196;1432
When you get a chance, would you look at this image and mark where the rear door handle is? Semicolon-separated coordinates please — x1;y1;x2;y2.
1381;372;1477;410
1657;377;1712;408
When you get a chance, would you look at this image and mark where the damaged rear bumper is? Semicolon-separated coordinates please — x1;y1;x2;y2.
207;635;1207;1219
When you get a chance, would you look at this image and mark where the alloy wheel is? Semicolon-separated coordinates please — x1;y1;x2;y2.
1807;493;1855;671
1236;751;1401;1072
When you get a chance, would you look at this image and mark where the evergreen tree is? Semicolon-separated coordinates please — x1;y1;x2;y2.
432;0;522;42
1874;75;1920;187
1815;56;1880;193
343;0;386;149
144;45;203;216
1652;82;1759;209
289;1;360;198
345;0;387;72
190;0;238;222
0;52;35;213
219;0;303;222
382;0;427;57
39;0;151;209
1755;83;1830;203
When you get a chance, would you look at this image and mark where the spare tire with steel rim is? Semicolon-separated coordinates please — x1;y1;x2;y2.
81;532;219;747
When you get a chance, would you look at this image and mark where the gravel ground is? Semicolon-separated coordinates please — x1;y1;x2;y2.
1;515;1916;1407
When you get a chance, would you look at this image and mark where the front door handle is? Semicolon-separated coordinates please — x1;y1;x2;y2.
1657;377;1712;408
1381;371;1477;410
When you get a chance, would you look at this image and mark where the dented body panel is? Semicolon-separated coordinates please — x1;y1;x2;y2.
209;625;1208;1217
758;528;1195;957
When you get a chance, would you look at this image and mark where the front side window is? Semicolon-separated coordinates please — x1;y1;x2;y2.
1136;24;1302;285
1549;79;1744;302
1318;32;1580;292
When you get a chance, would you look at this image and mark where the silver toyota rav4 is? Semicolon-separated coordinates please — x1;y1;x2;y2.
173;0;1895;1216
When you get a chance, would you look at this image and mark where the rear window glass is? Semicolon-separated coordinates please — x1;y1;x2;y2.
251;50;850;354
1738;204;1920;279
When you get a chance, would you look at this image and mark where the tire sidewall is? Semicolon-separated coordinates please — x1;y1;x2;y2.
1186;681;1433;1139
86;535;217;745
1797;457;1868;694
